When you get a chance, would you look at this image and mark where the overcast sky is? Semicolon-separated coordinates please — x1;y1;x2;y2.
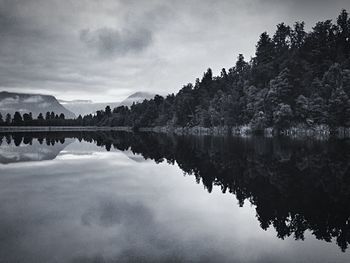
0;0;349;102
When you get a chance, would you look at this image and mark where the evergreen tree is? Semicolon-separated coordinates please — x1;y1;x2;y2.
250;111;268;132
23;113;33;122
328;87;350;127
291;22;306;49
273;23;291;55
5;114;11;125
309;93;327;124
336;9;350;58
13;112;23;125
273;103;293;130
105;106;112;116
45;112;51;120
253;32;275;87
295;95;309;123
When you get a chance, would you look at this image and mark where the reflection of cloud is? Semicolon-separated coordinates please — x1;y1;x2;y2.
81;199;153;227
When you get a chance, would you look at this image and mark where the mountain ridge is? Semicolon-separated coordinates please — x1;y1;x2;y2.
0;91;76;119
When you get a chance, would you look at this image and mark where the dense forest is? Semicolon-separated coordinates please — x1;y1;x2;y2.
2;131;350;251
95;10;350;132
1;10;350;132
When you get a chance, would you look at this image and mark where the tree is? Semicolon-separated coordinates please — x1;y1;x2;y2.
38;113;44;120
175;84;196;126
336;9;350;58
45;112;51;120
105;106;111;116
309;93;327;124
250;111;268;133
322;63;342;99
253;32;275;87
12;112;23;125
273;103;293;130
328;87;350;127
291;22;306;49
59;113;65;119
235;54;249;75
77;115;83;125
0;113;3;125
255;32;274;65
5;114;11;125
295;95;309;123
273;23;291;54
270;68;294;104
23;113;33;122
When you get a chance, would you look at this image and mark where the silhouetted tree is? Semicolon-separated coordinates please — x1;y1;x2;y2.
45;112;51;120
12;112;23;125
5;114;11;125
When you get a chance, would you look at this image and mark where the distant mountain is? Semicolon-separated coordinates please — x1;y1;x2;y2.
119;92;156;107
60;91;156;116
59;100;120;116
0;91;75;119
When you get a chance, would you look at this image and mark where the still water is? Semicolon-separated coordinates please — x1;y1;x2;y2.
0;131;349;263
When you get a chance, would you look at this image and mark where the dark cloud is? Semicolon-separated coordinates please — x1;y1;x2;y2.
80;27;152;57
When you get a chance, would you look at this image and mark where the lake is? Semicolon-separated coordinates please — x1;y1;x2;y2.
0;131;349;263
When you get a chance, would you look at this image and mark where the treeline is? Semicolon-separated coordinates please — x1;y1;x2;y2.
92;10;350;131
0;108;113;127
2;10;350;131
0;111;78;126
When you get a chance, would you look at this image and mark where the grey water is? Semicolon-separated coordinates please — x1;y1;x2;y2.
0;131;349;263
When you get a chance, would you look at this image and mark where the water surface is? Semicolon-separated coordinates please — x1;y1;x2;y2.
0;132;349;263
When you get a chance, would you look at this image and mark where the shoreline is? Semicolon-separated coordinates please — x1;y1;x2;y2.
1;125;349;139
139;125;350;139
0;126;132;133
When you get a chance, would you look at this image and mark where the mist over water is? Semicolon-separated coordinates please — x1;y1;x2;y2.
0;132;349;263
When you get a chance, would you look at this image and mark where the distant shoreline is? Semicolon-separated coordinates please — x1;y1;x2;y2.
1;125;350;139
0;126;132;133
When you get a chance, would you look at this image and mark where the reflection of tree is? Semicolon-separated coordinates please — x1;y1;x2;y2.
1;131;350;251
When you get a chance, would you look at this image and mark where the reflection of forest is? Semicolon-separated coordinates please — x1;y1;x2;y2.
1;131;350;251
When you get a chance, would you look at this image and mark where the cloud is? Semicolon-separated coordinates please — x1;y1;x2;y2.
0;96;19;106
38;102;51;108
0;0;349;102
80;27;153;58
23;95;44;103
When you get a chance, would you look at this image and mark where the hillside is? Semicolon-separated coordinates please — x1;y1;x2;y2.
59;100;120;116
59;92;155;116
92;10;350;132
119;92;156;107
0;91;76;119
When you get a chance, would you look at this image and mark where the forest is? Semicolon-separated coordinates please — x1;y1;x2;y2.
1;10;350;132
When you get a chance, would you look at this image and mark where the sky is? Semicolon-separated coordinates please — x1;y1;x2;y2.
0;0;349;102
